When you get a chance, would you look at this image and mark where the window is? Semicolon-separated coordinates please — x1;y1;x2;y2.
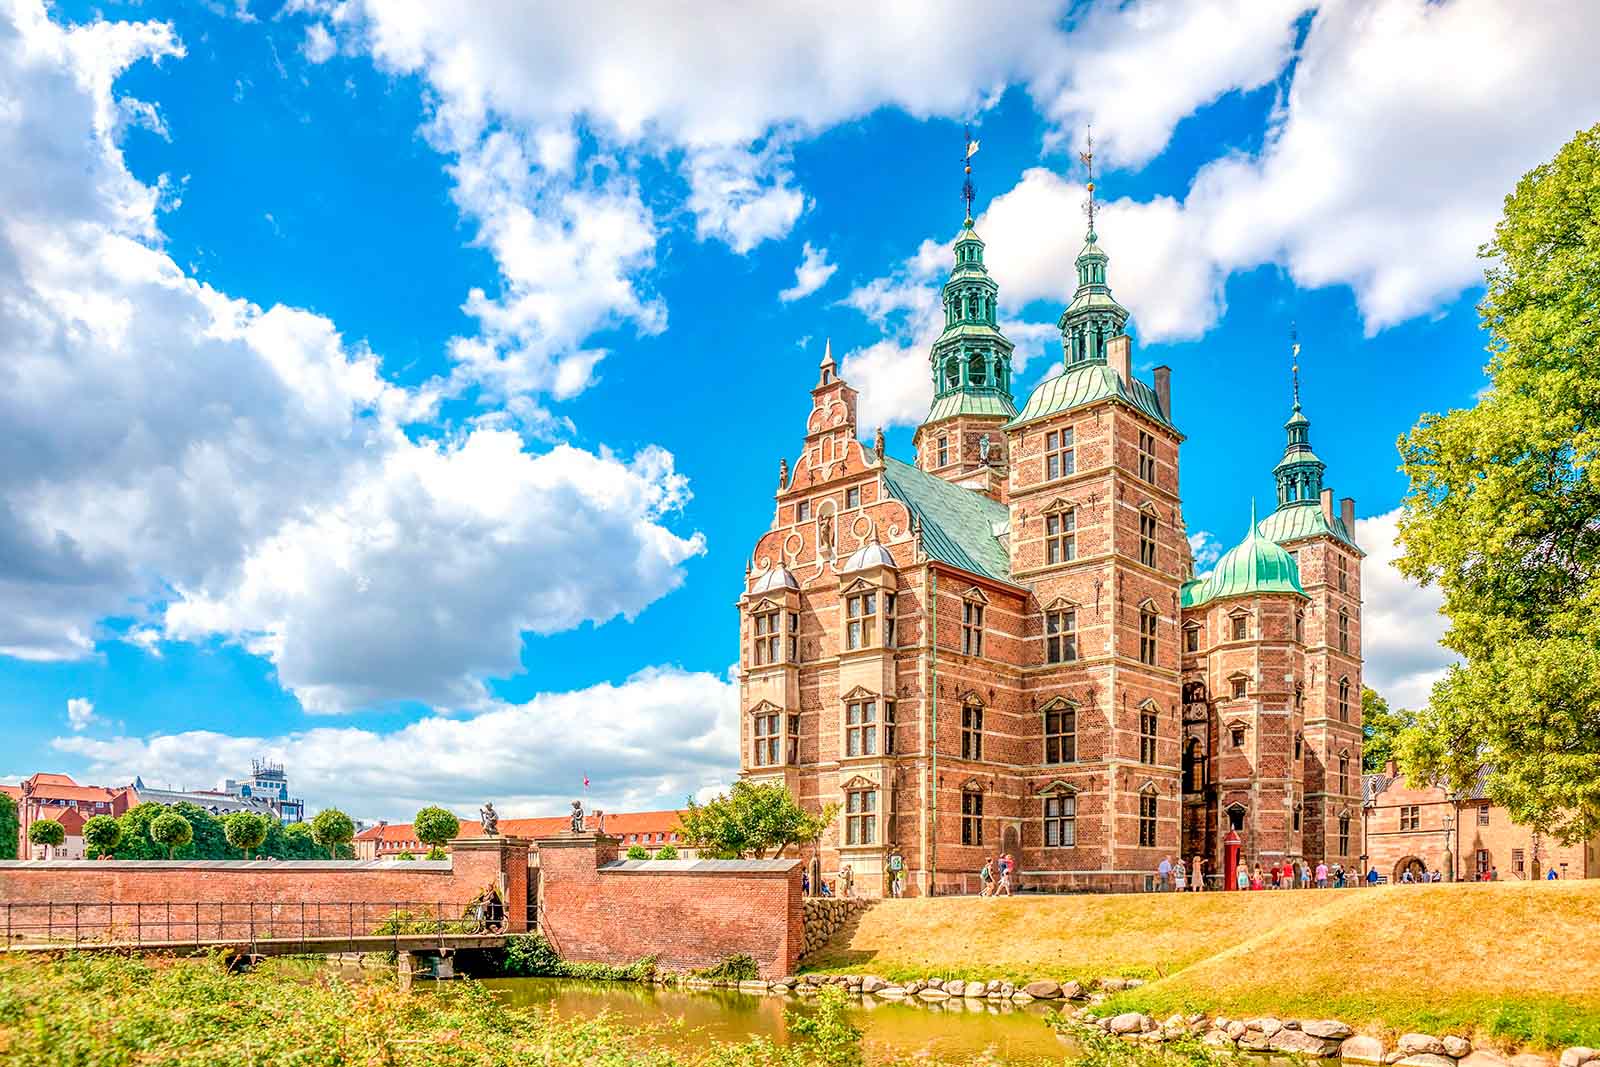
1339;752;1351;795
788;613;800;662
961;791;983;845
1139;708;1158;765
846;486;861;508
1138;791;1158;847
1231;615;1247;641
1139;512;1157;567
1294;733;1303;761
845;591;876;650
1475;849;1490;877
1339;609;1350;653
1231;676;1247;700
961;703;983;760
1045;428;1075;480
1511;848;1524;872
962;600;984;656
1293;804;1302;832
1478;805;1490;826
753;610;781;665
1338;812;1350;856
1046;609;1077;664
937;436;949;466
1044;793;1076;847
1400;805;1420;831
845;700;878;757
1137;431;1157;482
1139;606;1157;665
845;789;877;845
1294;612;1304;643
883;594;897;647
1336;554;1348;593
1045;510;1077;564
1231;726;1246;749
1338;678;1350;723
797;500;810;522
754;712;782;766
1184;625;1199;653
1045;705;1076;763
883;701;897;756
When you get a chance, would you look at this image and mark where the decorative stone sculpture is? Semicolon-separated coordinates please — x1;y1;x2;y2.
979;433;991;464
594;809;606;835
478;802;499;835
570;799;584;834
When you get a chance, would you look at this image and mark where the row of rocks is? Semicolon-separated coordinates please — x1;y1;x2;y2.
751;972;1141;1004
1075;1008;1599;1067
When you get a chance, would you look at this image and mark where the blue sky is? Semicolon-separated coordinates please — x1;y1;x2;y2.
2;0;1596;821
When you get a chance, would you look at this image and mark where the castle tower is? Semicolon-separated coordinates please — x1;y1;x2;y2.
1254;336;1365;869
912;132;1018;497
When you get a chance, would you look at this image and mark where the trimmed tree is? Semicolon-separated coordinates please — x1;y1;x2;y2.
28;818;65;860
223;812;271;860
149;811;193;860
82;814;122;859
413;806;461;856
654;843;679;860
625;844;649;860
0;790;17;860
677;781;836;859
310;808;355;859
1394;122;1600;843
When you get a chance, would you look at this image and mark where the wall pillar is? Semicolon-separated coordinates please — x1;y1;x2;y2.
452;835;531;932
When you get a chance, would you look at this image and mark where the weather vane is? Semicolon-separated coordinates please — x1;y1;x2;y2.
962;124;980;224
1290;321;1302;409
1079;125;1097;238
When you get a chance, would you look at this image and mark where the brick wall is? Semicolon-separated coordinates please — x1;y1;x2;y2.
536;834;803;979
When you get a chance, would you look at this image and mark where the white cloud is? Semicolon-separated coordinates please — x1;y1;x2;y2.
1355;507;1454;709
66;697;97;732
686;142;806;254
301;22;335;64
0;1;704;714
778;242;838;303
1188;530;1223;569
54;667;738;821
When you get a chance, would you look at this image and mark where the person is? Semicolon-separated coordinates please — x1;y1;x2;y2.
1174;861;1187;892
802;870;811;896
1366;866;1379;886
839;864;854;899
1300;859;1312;889
1250;865;1264;891
979;859;994;897
1333;863;1345;889
1235;864;1250;892
819;879;833;897
1491;865;1500;881
1401;868;1414;884
1547;867;1560;880
1315;861;1329;889
888;849;905;898
1191;855;1205;891
1158;855;1173;891
997;854;1014;896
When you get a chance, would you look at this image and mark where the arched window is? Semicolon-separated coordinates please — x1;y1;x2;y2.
1184;737;1205;792
945;357;960;390
968;351;987;386
1339;609;1350;653
1339;751;1351;796
1338;678;1350;723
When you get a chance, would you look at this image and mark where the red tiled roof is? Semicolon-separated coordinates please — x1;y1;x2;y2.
356;820;484;844
0;784;21;801
359;809;685;846
21;773;117;804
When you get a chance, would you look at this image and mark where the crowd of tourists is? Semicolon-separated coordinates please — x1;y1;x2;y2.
1156;854;1360;891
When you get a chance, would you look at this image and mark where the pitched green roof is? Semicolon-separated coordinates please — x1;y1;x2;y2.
1004;361;1172;430
1184;517;1307;608
878;455;1014;585
1256;501;1358;549
924;390;1019;423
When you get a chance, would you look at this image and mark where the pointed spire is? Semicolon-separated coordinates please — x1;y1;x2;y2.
1079;125;1098;243
1290;322;1302;412
962;124;979;227
820;337;835;369
1273;326;1325;508
816;338;839;388
1058;125;1128;366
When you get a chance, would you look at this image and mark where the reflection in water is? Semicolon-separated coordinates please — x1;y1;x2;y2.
477;977;1079;1064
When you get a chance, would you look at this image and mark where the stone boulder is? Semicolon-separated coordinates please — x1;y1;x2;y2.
1443;1038;1473;1059
875;986;906;999
1226;1021;1248;1041
1024;980;1062;999
1203;1030;1237;1048
1396;1056;1456;1067
964;981;986;999
1560;1050;1598;1067
1400;1035;1450;1057
1011;991;1035;1003
1341;1036;1386;1064
860;976;886;994
1270;1029;1345;1057
1304;1020;1354;1041
1247;1018;1285;1038
1109;1012;1146;1034
917;988;950;1001
1061;980;1085;1000
945;979;964;996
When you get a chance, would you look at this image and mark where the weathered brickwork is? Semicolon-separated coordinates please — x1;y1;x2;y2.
738;222;1365;894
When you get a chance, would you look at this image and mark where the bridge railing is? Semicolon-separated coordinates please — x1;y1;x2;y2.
0;900;513;952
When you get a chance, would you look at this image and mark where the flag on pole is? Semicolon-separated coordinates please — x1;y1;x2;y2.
966;139;981;159
583;775;590;789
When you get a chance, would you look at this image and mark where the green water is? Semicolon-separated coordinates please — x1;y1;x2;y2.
478;977;1081;1063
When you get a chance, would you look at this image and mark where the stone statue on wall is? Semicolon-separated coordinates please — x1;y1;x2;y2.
818;513;833;555
594;809;606;835
570;799;584;834
478;802;499;835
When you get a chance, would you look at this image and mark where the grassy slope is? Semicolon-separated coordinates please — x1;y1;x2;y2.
804;882;1600;1049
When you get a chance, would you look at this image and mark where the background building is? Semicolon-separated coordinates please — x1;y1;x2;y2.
353;810;694;860
738;182;1364;895
222;760;305;823
4;773;134;859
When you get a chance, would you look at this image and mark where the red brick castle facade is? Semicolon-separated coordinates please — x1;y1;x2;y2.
738;183;1365;895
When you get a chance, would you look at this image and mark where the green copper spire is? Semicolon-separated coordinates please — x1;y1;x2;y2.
1272;327;1326;507
1183;499;1307;608
924;130;1017;422
1057;127;1129;366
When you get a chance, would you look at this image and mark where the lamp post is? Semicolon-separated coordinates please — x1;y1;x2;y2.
1361;792;1375;886
1441;812;1455;882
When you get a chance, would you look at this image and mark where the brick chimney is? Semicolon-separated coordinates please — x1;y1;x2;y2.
1320;488;1335;527
1153;365;1172;420
1340;496;1356;535
1107;334;1132;385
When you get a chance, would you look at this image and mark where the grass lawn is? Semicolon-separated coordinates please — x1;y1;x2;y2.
803;880;1600;1050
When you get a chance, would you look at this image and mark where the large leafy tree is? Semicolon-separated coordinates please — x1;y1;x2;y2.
223;812;271;859
149;811;193;859
413;806;461;855
310;808;355;859
0;791;17;860
1361;688;1417;773
82;815;122;858
1394;122;1600;843
27;818;65;859
677;781;836;859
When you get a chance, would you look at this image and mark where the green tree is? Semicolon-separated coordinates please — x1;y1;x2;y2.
625;844;649;860
27;818;65;859
82;814;122;858
654;843;679;860
394;850;417;861
0;790;17;860
677;781;836;859
413;806;461;854
223;812;271;859
425;846;447;861
149;811;193;859
1361;687;1418;773
310;808;355;859
1394;122;1600;844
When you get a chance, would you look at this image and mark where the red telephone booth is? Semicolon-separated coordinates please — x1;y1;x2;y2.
1223;829;1242;890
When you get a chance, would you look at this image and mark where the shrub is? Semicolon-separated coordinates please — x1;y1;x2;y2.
425;846;448;860
626;844;649;860
27;818;65;858
149;812;192;859
495;931;655;982
694;954;758;982
82;815;122;858
786;985;863;1067
394;851;417;861
654;843;679;860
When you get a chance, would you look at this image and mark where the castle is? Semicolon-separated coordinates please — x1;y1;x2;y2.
737;163;1365;895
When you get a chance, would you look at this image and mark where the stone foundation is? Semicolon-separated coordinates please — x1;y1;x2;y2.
801;897;873;958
